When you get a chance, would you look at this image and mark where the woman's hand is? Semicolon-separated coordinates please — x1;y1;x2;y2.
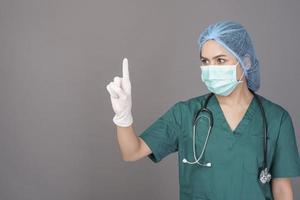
106;58;133;127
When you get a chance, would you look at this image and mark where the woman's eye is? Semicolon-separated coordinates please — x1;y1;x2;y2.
217;58;226;64
201;59;208;65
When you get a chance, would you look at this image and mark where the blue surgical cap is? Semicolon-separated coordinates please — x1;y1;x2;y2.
197;20;260;92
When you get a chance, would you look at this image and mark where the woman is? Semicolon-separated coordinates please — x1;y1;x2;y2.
106;20;300;200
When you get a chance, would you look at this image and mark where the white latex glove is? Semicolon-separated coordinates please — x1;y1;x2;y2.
106;58;133;127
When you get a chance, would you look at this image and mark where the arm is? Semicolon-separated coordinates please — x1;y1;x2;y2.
116;124;151;162
106;58;151;161
269;110;300;199
272;178;293;200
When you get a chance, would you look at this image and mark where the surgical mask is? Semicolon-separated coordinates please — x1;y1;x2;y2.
200;62;245;96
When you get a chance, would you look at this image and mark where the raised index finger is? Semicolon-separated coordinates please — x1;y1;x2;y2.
122;57;129;81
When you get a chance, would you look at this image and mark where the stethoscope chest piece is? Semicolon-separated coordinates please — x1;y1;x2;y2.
259;167;272;184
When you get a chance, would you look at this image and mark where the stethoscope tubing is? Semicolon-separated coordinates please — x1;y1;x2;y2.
182;90;272;184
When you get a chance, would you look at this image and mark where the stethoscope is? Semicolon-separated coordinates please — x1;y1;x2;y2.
182;89;272;184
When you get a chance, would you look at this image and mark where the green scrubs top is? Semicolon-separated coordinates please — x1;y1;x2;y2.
139;93;300;200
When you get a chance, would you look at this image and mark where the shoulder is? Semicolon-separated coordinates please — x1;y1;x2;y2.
176;92;211;110
167;93;211;128
255;93;292;123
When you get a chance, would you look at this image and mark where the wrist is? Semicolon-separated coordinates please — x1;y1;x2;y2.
113;111;133;127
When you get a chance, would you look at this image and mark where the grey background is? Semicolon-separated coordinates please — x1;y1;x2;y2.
0;0;299;199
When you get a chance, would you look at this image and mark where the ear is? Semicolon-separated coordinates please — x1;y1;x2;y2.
243;54;251;70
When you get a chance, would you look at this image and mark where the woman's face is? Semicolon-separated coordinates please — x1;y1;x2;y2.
200;39;245;82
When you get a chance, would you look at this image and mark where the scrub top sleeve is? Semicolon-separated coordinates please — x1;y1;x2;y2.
138;101;183;163
270;110;300;178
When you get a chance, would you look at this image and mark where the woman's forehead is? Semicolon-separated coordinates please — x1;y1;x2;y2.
201;40;234;59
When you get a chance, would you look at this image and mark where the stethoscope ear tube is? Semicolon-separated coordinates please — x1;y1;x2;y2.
183;93;214;167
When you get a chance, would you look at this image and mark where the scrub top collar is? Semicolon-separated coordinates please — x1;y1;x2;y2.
205;93;258;136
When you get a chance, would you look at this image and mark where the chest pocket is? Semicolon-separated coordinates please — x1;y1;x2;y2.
242;133;265;174
239;134;270;200
240;125;275;200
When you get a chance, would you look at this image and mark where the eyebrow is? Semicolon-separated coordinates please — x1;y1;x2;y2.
200;54;227;60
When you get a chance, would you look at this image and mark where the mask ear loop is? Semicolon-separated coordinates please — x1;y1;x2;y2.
235;62;245;83
238;71;245;83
